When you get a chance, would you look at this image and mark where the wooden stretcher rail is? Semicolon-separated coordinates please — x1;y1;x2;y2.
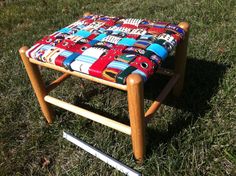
29;58;128;91
46;73;71;93
145;74;180;120
44;95;131;135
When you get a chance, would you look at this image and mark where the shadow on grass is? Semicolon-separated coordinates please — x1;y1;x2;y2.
145;57;229;156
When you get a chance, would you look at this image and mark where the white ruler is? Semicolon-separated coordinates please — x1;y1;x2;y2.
63;131;141;176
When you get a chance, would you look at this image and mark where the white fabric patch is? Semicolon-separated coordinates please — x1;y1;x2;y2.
102;35;122;44
70;60;92;74
107;26;131;34
84;21;105;30
130;28;147;35
41;47;57;63
48;48;65;64
81;47;107;59
157;33;176;46
123;18;142;26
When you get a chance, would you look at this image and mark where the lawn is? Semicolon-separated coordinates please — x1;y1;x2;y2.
0;0;235;175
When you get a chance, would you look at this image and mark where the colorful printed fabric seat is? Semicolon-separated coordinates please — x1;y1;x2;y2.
26;14;185;84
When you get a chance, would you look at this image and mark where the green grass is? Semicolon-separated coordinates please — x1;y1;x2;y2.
0;0;236;175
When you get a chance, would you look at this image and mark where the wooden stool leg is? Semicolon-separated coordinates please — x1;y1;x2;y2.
19;46;54;123
127;74;146;163
173;22;190;96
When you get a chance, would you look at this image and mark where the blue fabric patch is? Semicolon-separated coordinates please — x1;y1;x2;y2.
75;55;97;64
89;40;100;46
41;45;53;50
118;38;136;46
98;28;106;33
94;34;107;41
140;21;149;25
60;50;73;57
115;23;122;27
176;27;185;37
74;30;91;38
63;53;80;70
146;44;168;60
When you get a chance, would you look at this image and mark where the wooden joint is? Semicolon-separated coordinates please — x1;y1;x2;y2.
19;46;54;123
83;12;92;17
178;22;190;32
46;73;71;93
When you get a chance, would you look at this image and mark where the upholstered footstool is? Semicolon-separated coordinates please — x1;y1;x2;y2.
19;12;189;163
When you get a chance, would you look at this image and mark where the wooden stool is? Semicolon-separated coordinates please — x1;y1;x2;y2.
19;13;189;163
